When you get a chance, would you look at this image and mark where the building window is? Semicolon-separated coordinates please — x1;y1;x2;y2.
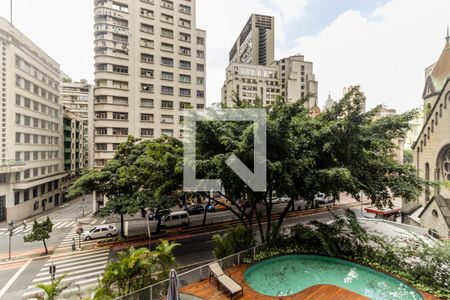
96;128;108;135
179;4;191;14
141;98;154;107
197;64;205;72
141;68;154;78
112;97;128;105
179;46;191;56
161;57;174;67
141;114;154;122
161;42;174;52
179;32;191;42
141;23;154;34
197;50;205;58
112;65;128;74
161;129;173;136
161;72;174;81
161;115;173;123
161;100;173;109
113;112;128;120
141;128;154;136
161;28;174;38
96;143;107;151
112;128;128;136
112;81;128;90
197;37;205;45
179;18;191;28
140;38;154;48
197;77;204;85
141;53;154;63
180;74;191;83
141;8;154;18
180;60;191;69
180;88;191;97
432;209;439;218
161;86;174;95
180;102;191;109
96;112;107;119
141;84;154;92
197;90;205;98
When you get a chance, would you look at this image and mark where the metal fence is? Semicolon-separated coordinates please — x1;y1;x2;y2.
116;243;267;300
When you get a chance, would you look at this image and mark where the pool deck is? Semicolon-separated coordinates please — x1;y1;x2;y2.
180;264;438;300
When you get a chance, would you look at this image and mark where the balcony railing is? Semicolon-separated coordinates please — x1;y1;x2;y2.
115;244;267;300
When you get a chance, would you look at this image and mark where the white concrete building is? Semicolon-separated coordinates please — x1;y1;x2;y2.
0;17;64;222
222;54;318;109
93;0;206;167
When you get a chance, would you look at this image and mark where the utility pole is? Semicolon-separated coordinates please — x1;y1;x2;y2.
49;263;56;283
10;0;13;24
81;195;86;217
8;220;14;260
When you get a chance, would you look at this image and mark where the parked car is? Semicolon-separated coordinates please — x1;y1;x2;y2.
161;211;190;227
272;197;282;204
81;224;117;241
205;204;216;212
148;208;171;220
280;196;291;203
237;200;251;210
314;193;333;204
185;204;205;215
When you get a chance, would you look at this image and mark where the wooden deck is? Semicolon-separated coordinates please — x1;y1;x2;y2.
180;264;438;300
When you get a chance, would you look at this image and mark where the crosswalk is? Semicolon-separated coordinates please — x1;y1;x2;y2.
0;219;101;235
22;247;111;299
56;227;105;252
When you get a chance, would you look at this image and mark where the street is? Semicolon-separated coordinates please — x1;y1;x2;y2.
0;202;358;299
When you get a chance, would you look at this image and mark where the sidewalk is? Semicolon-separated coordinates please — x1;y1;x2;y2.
0;246;54;263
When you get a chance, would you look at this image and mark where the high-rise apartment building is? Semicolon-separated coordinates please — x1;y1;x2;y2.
61;108;86;192
0;17;64;222
229;14;274;66
60;79;93;167
222;54;318;108
93;0;206;167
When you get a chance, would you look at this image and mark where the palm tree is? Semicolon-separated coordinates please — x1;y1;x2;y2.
95;247;156;298
153;239;180;278
35;274;71;300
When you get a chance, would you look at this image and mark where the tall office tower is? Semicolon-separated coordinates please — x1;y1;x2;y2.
229;14;274;66
222;54;318;109
0;17;64;222
93;0;206;168
59;79;93;168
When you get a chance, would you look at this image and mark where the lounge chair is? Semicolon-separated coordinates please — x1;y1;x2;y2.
208;263;243;299
217;274;243;300
208;262;224;281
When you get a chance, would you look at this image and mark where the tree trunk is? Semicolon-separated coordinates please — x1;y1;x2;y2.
120;213;125;237
276;199;295;231
253;202;265;243
43;238;48;254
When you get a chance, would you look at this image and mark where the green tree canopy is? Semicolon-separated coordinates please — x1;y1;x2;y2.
23;217;53;254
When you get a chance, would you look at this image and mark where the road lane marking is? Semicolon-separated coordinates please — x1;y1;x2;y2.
0;259;31;298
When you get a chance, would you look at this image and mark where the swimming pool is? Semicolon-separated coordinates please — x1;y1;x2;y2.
244;255;423;299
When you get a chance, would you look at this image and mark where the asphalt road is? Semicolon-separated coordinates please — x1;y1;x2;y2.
0;206;351;299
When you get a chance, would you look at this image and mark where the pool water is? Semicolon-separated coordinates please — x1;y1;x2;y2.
244;255;423;300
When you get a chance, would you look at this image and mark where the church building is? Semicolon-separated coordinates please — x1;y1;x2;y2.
402;29;450;239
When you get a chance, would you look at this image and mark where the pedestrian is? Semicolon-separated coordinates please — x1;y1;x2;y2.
72;238;76;251
22;220;27;230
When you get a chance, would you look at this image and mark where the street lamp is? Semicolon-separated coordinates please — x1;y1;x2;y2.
8;220;14;260
144;208;151;250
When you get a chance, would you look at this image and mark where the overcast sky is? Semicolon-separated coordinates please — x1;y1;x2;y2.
0;0;448;112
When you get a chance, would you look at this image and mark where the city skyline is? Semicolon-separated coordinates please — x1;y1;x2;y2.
0;0;448;113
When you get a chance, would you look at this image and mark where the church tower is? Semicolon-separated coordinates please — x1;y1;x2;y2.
423;27;450;115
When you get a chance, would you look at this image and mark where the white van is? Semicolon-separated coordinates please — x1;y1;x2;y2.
161;211;190;227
